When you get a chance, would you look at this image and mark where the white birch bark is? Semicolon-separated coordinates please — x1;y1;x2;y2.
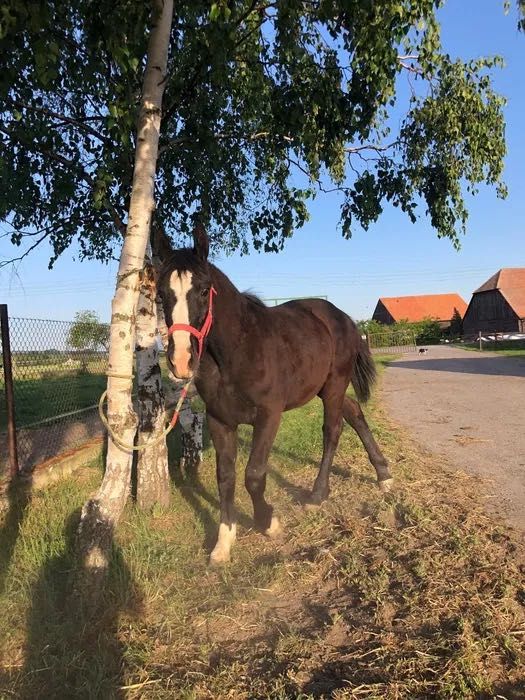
77;0;174;583
136;263;170;509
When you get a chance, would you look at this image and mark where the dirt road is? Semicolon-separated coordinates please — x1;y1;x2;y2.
382;345;525;534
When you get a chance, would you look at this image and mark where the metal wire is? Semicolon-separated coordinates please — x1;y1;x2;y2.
1;316;109;475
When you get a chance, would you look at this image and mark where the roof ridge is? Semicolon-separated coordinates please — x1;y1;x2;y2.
379;292;464;300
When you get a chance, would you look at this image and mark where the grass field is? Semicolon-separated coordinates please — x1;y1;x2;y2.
1;358;524;698
0;361;107;430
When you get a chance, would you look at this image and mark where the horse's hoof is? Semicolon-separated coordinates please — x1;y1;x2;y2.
303;495;327;512
209;523;236;566
304;489;328;511
265;515;283;540
378;478;394;494
303;502;322;512
209;551;230;567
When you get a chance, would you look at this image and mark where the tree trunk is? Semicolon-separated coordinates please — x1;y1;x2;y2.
77;0;174;587
135;262;171;509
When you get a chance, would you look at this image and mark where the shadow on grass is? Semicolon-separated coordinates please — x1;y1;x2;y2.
238;435;318;470
2;509;142;699
0;476;32;597
268;466;313;505
167;427;252;553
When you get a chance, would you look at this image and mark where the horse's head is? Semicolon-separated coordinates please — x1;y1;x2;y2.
155;223;214;380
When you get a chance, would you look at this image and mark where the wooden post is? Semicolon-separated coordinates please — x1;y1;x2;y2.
478;330;482;351
0;305;19;478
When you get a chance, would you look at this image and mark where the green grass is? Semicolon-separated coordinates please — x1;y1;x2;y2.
493;348;525;356
0;371;107;429
456;342;525;358
0;360;524;698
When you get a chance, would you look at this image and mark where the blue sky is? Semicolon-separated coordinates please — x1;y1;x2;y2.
1;0;524;322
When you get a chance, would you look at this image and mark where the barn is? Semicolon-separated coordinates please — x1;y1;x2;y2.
462;268;525;334
372;293;468;330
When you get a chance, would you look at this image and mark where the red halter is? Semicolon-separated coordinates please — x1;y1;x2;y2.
167;286;217;359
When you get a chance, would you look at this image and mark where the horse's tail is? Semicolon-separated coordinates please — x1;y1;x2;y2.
351;338;376;403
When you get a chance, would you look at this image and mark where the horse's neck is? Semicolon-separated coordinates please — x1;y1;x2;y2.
207;265;256;364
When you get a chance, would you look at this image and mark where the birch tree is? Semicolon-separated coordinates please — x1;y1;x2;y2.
76;0;174;576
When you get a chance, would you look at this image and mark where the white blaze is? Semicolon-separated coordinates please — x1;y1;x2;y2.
169;270;193;377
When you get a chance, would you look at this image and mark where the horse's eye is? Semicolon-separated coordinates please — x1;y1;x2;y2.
201;288;210;297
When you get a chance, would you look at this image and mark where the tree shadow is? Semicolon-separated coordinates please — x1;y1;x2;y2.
238;435;318;469
0;475;32;597
268;466;313;505
390;356;525;378
167;428;251;552
6;509;143;699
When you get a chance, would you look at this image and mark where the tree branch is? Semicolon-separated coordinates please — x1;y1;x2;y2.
0;126;127;235
10;99;111;144
344;141;398;154
158;129;293;155
0;230;50;268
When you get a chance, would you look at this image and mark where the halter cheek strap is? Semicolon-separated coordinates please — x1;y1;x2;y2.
167;286;217;359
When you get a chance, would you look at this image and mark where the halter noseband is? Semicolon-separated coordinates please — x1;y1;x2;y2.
167;286;217;359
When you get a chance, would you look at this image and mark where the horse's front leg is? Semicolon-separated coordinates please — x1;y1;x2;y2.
245;408;282;537
207;413;238;566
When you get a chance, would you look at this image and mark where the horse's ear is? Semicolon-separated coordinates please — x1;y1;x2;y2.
150;221;173;263
192;222;209;261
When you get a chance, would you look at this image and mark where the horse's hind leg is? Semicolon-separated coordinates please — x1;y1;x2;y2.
309;389;344;506
207;414;238;566
245;409;282;537
343;395;393;492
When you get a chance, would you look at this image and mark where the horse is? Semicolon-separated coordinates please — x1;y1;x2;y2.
155;224;392;565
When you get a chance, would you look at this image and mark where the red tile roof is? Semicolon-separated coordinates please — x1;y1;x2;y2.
473;268;525;318
379;294;468;322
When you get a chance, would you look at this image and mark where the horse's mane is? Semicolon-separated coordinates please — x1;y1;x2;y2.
242;291;266;307
161;252;266;309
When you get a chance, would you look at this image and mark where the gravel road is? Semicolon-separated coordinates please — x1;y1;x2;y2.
382;346;525;534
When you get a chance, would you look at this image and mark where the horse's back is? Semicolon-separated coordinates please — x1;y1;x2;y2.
277;298;358;340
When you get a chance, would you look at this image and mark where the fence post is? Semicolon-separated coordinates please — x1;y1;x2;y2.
478;331;482;351
0;304;19;478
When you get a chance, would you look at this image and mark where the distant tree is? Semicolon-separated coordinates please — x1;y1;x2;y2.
356;319;385;336
357;316;444;345
414;318;442;344
68;310;109;352
449;308;464;337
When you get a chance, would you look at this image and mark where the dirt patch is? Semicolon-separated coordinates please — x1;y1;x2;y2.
382;346;525;534
1;409;104;476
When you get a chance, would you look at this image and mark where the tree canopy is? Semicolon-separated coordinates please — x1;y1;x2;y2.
0;0;509;266
68;310;109;351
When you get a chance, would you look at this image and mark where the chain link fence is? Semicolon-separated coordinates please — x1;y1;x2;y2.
1;312;109;477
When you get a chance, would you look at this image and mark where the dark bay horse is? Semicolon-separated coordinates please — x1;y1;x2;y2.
156;225;392;565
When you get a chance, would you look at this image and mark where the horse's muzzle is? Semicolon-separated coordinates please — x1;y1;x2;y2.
168;352;194;380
